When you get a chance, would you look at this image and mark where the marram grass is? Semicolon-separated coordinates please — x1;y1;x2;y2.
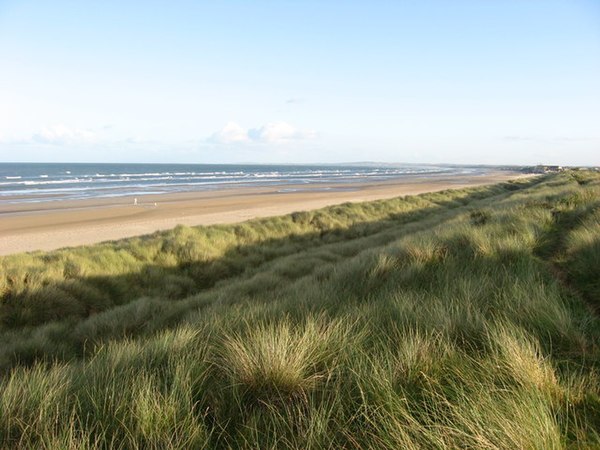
0;171;599;448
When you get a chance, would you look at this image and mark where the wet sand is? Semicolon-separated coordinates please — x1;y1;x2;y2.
0;171;530;255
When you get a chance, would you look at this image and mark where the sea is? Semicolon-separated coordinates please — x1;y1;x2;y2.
0;162;484;204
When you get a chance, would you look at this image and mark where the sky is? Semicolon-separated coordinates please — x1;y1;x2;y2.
0;1;599;165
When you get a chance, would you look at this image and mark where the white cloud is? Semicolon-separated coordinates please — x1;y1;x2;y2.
32;124;96;145
209;121;251;144
249;121;316;143
210;121;316;144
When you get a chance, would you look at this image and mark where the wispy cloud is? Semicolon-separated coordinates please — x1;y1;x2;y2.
502;135;596;143
0;124;128;147
502;136;536;142
209;121;316;144
32;124;97;145
552;136;594;142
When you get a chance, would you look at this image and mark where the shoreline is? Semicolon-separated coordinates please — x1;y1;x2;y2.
0;171;531;255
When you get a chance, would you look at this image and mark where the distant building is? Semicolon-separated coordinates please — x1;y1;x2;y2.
524;165;564;174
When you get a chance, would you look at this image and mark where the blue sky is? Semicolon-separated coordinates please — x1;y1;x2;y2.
0;1;598;165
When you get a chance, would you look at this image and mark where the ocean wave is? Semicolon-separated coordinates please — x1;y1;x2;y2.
0;164;467;204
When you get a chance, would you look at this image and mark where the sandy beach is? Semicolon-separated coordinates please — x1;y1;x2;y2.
0;171;529;255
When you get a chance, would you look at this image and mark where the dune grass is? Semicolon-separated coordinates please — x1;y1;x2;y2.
0;171;599;448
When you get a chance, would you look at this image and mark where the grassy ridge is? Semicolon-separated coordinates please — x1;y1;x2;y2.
0;172;599;448
0;180;530;368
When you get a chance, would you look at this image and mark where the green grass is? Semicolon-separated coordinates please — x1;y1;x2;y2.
0;171;599;448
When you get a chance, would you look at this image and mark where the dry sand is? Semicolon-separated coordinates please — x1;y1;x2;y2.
0;171;531;255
